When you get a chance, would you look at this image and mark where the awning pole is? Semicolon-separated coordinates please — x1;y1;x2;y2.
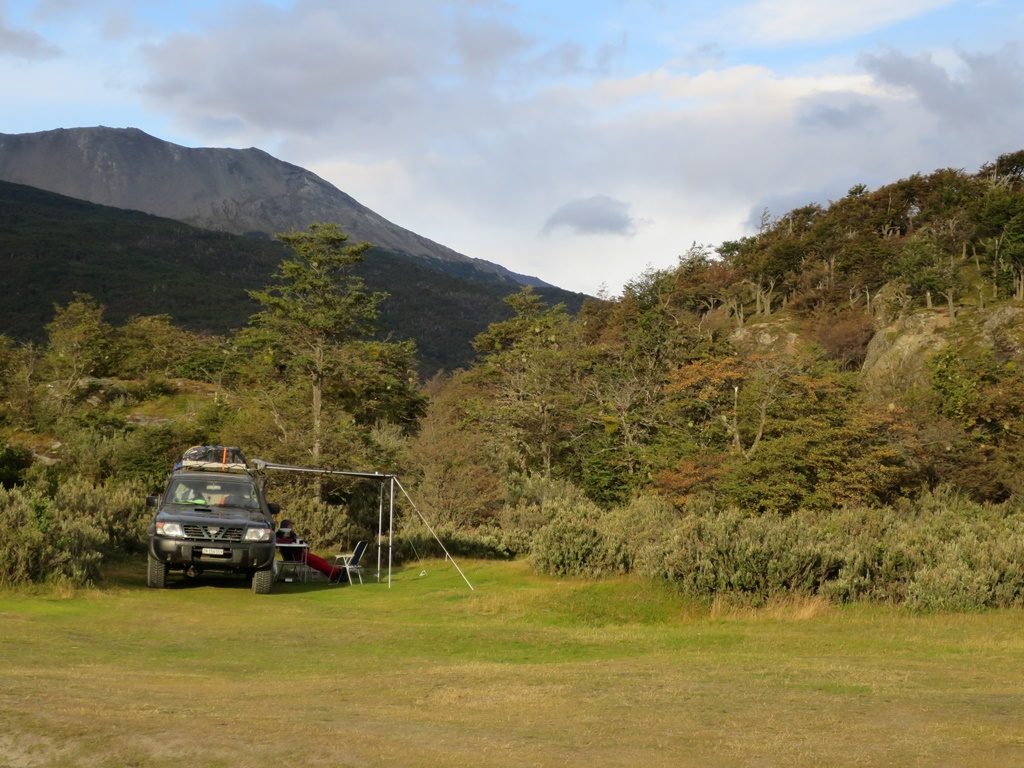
387;476;395;589
376;481;384;582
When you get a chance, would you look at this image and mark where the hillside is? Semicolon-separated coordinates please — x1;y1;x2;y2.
4;151;1024;615
408;149;1024;519
0;126;547;287
0;180;585;372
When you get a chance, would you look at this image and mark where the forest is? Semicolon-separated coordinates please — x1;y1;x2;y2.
4;151;1024;609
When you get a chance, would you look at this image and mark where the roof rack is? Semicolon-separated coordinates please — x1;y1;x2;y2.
174;445;250;474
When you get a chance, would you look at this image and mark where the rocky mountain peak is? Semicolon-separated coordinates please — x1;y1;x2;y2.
0;126;546;286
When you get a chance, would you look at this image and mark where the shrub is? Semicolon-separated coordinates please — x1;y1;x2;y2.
52;475;150;554
0;486;47;584
530;494;613;577
42;506;106;585
0;475;148;586
499;474;592;537
598;493;680;576
648;488;1024;610
659;508;840;603
902;499;1024;611
392;522;528;562
816;309;875;369
271;490;361;553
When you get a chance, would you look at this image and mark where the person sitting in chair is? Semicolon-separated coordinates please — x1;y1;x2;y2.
275;519;341;581
275;519;300;550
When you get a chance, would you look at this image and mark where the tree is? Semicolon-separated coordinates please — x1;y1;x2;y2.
1001;213;1024;300
470;288;584;480
723;205;822;317
979;149;1024;183
246;223;385;468
0;336;39;430
915;345;1024;500
114;315;201;379
886;226;968;318
44;294;113;412
656;360;914;512
328;339;427;430
407;371;503;527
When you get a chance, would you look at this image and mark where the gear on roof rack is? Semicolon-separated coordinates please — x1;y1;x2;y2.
175;445;249;473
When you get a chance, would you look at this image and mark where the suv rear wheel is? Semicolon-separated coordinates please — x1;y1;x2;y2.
147;554;169;589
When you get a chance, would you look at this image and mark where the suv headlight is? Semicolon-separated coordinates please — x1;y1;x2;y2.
244;527;272;542
156;521;184;537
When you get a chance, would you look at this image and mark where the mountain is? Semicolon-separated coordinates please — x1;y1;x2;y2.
0;179;585;373
0;126;547;287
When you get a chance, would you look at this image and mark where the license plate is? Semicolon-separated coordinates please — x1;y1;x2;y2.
201;547;225;556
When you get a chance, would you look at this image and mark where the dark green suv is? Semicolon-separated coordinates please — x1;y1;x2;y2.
146;450;279;593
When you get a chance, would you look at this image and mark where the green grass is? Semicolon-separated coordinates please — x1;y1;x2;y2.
1;558;1023;767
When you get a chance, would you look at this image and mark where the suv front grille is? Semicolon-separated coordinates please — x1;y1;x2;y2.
182;524;244;542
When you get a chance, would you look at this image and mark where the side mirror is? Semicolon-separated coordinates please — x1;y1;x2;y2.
267;502;280;516
146;494;160;508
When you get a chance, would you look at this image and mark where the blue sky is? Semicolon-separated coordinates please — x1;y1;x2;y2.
3;0;1024;294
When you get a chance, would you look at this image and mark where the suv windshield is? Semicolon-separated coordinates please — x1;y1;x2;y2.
167;476;260;509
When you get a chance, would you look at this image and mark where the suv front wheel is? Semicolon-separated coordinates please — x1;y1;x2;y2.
147;554;169;589
252;567;273;594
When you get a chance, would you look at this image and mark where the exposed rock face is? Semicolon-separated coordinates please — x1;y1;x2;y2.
730;320;802;356
861;311;950;399
862;304;1024;402
980;306;1024;361
0;126;544;286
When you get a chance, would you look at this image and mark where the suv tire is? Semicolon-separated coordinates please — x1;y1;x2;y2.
252;567;273;594
147;554;169;589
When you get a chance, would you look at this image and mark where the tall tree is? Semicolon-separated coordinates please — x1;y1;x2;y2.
471;288;583;480
246;223;385;467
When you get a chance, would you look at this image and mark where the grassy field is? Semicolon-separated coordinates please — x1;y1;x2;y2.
1;557;1022;768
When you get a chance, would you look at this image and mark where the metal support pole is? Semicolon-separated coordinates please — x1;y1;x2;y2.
387;476;395;588
376;481;384;582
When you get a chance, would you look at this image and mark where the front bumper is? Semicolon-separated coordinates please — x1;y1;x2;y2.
149;536;275;572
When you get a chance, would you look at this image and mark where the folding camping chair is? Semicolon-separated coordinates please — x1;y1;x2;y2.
331;540;368;585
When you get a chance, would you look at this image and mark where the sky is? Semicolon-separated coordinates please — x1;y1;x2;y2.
2;0;1024;296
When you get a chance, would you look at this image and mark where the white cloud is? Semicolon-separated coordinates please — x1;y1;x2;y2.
725;0;956;45
14;0;1015;296
139;1;510;144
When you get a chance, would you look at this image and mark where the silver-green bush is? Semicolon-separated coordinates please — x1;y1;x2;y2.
0;475;148;586
0;486;47;584
526;486;1024;610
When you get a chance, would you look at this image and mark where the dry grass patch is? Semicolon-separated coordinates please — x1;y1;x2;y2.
709;593;834;620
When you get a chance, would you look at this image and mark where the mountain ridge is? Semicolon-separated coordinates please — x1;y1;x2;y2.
0;178;585;373
0;125;549;288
